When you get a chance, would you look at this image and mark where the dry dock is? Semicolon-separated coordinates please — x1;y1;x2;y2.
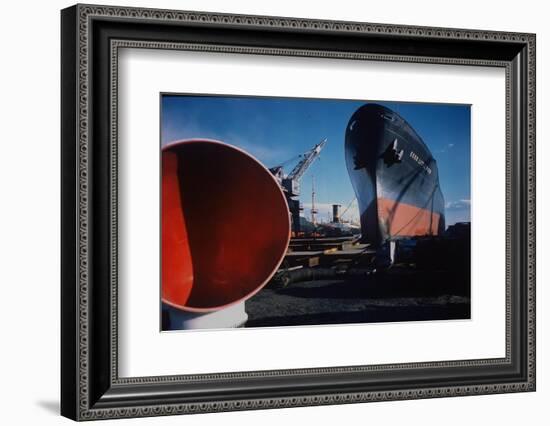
245;233;471;327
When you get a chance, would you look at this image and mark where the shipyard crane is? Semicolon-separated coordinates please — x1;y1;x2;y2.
270;138;327;234
285;139;326;191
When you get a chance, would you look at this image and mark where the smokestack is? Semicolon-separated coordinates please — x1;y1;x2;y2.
332;204;341;223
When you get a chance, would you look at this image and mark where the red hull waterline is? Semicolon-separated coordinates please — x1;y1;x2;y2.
377;197;442;239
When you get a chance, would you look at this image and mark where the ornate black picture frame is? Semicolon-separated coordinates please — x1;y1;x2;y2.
61;4;536;421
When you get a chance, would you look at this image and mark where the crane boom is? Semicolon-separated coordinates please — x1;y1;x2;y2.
269;138;327;235
287;139;326;181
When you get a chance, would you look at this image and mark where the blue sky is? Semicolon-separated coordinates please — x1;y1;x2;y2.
161;95;471;226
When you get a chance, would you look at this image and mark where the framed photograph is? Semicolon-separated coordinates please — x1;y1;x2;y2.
61;4;536;420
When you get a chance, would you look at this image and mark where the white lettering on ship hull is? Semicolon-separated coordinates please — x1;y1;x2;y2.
409;151;432;175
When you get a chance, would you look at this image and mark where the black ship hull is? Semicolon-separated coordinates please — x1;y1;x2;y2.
345;103;445;246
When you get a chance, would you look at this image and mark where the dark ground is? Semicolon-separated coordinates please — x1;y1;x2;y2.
245;265;470;327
